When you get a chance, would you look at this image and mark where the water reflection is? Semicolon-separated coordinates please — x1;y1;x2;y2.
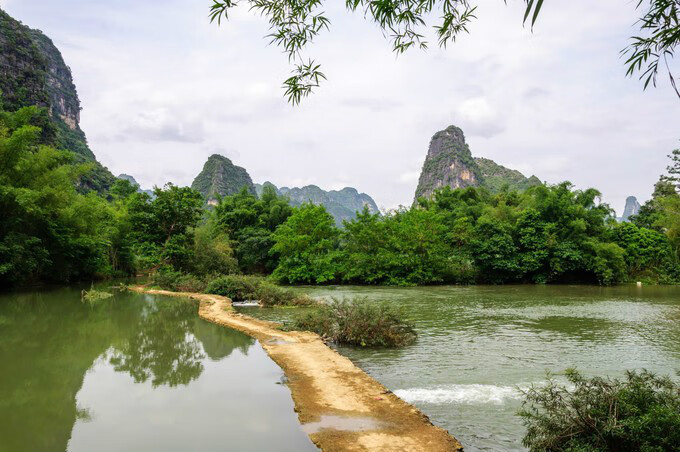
0;287;314;452
109;298;205;387
192;317;253;361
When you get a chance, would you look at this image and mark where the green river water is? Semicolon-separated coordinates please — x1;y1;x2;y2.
1;284;679;451
236;284;680;452
0;286;317;452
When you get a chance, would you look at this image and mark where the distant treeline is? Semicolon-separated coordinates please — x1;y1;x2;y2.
1;102;679;288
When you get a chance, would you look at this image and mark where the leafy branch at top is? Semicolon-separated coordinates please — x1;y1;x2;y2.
210;0;680;103
623;0;680;98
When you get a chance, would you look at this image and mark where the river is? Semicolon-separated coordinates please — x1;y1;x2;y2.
236;284;680;451
2;284;678;451
0;286;317;452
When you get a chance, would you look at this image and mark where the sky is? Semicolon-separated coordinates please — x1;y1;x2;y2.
2;0;679;214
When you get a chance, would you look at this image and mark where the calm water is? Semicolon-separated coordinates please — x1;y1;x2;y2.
0;286;316;452
237;285;680;451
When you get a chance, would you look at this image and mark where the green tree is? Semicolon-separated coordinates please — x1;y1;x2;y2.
270;203;340;284
127;184;204;271
613;221;676;280
191;218;239;276
0;105;134;286
634;151;680;262
661;148;680;191
214;185;292;273
472;215;521;283
340;207;452;285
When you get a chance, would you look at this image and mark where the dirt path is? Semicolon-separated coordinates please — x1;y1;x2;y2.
130;286;463;452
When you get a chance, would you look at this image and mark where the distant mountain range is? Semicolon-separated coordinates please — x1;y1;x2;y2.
414;125;541;201
188;154;380;225
255;182;380;226
5;8;630;225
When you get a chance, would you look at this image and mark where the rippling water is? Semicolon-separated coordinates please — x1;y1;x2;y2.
237;284;680;451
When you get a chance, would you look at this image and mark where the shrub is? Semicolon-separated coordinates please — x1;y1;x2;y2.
292;297;417;347
254;280;314;306
81;285;113;304
205;274;311;307
151;267;207;292
152;267;183;289
205;274;260;300
520;369;680;452
172;274;208;292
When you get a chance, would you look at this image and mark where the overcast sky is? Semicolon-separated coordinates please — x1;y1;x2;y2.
2;0;679;214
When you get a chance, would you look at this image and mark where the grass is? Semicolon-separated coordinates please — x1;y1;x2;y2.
291;297;417;347
81;285;113;303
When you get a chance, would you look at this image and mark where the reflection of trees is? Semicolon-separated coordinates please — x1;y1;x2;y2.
109;299;204;387
0;288;136;452
192;318;253;361
0;289;259;451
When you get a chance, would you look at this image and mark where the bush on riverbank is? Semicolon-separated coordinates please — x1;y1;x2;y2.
152;270;312;307
152;268;208;292
205;275;313;307
519;369;680;452
292;298;417;347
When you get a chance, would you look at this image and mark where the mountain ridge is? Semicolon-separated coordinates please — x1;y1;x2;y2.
255;182;380;226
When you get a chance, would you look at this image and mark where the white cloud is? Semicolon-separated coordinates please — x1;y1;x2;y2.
454;97;505;138
399;171;421;183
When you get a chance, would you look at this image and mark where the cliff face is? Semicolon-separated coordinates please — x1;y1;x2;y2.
619;196;641;222
0;8;115;192
255;182;381;226
1;9;82;139
414;125;540;201
191;154;256;203
414;126;481;200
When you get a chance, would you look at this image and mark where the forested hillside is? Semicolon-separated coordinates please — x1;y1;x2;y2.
0;7;114;193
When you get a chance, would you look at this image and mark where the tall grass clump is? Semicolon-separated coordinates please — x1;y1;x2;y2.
519;368;680;452
81;284;113;304
292;297;417;347
205;274;312;307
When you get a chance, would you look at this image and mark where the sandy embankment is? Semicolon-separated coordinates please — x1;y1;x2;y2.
130;286;463;452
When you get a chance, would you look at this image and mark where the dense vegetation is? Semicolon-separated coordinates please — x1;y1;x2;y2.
152;271;312;307
0;105;127;286
266;178;680;286
2;98;679;289
520;369;680;452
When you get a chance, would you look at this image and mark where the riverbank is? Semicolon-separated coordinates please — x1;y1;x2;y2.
130;286;462;451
